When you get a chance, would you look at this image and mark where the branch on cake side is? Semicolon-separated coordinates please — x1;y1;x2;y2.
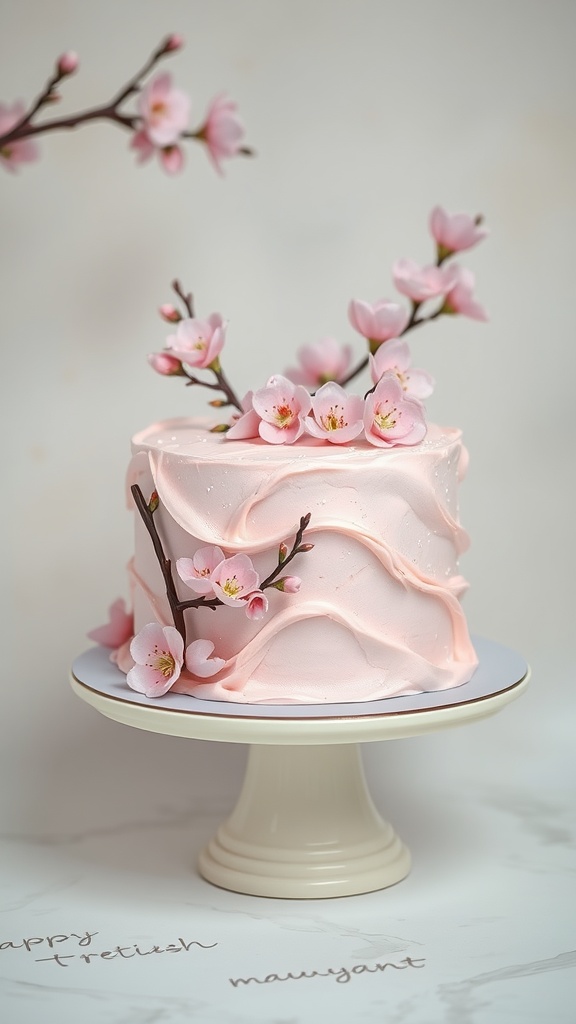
130;483;188;644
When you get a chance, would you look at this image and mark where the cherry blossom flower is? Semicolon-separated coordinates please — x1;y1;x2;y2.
430;206;487;257
176;545;225;594
127;622;184;697
226;390;262;440
130;130;185;175
88;597;134;649
210;553;260;608
137;72;190;147
198;94;245;173
148;351;184;376
369;338;434;400
166;313;226;369
306;382;364;444
0;102;39;172
348;299;409;351
392;259;454;303
274;576;301;593
364;371;427;448
252;374;312;444
442;264;488;322
185;638;225;678
245;590;269;620
285;338;353;388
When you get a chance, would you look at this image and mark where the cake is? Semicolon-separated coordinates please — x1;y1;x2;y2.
88;206;487;705
123;417;477;704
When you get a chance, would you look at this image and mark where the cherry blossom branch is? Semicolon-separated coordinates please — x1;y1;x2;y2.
338;304;445;388
130;484;187;644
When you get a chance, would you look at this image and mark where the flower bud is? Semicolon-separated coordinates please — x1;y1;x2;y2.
164;34;184;53
148;352;184;376
297;543;314;553
57;51;79;76
159;303;181;323
273;576;301;593
278;542;288;563
210;423;230;433
208;399;227;408
148;491;159;514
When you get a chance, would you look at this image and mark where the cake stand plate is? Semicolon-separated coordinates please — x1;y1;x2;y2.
70;637;528;899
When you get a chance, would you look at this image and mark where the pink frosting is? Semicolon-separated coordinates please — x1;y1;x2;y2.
126;418;478;704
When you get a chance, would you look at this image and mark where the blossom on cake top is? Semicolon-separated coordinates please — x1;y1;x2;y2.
88;597;134;649
307;382;364;444
197;94;246;174
442;265;488;322
285;338;353;388
348;299;409;351
166;313;226;369
369;339;434;400
363;371;427;448
0;102;39;172
430;206;488;257
251;374;312;444
392;259;454;304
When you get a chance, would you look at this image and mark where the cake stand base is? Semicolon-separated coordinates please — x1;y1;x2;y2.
198;743;410;898
71;637;528;899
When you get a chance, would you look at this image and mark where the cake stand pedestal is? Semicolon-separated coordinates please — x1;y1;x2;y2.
70;637;528;899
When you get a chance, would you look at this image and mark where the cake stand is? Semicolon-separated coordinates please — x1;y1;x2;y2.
70;637;528;899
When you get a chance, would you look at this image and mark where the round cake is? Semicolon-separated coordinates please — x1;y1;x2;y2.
124;417;477;704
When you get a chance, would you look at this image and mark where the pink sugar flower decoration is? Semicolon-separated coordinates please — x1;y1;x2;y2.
364;371;427;448
226;390;262;440
127;623;184;697
285;337;353;388
252;374;312;444
306;382;364;444
348;299;409;350
0;102;39;172
167;314;226;369
392;259;454;303
177;545;225;595
275;576;301;593
369;338;434;400
148;351;183;376
88;597;134;649
185;638;225;678
430;206;487;256
137;72;190;147
198;94;245;174
245;590;269;620
442;264;488;322
210;553;260;608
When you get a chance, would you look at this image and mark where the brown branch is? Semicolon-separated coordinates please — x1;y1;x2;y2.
131;484;187;644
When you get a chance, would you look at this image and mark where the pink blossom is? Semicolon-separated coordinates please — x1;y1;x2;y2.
0;103;39;172
430;206;487;256
252;375;312;445
130;130;185;175
111;639;134;674
166;314;226;369
148;351;184;376
164;34;184;53
285;337;352;388
275;576;301;593
210;553;260;608
364;372;427;448
442;264;488;321
88;598;134;649
127;623;184;697
198;94;245;174
176;545;225;595
159;303;181;323
226;391;261;440
245;590;269;620
137;73;190;147
57;51;79;76
185;638;225;678
392;259;454;303
306;381;364;444
348;299;409;350
369;338;434;400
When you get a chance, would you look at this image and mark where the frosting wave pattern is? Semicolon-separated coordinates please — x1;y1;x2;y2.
127;418;478;704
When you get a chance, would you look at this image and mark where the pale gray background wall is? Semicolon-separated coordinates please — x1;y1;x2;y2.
1;1;574;773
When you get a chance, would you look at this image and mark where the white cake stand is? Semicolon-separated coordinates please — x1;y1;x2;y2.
70;637;528;900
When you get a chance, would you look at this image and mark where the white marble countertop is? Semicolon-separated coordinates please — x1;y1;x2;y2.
1;647;573;1024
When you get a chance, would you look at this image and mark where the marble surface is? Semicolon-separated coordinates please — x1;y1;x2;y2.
1;648;574;1024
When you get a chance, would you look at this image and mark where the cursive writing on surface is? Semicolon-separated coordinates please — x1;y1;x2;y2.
229;955;426;987
0;931;217;968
